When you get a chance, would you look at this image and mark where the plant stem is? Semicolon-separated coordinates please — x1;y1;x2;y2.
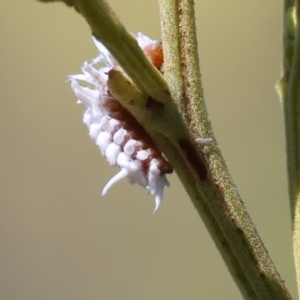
279;0;300;296
70;0;171;104
159;0;292;299
282;0;298;218
108;70;256;299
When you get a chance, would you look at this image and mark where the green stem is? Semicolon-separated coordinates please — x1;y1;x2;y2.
107;70;255;299
71;0;171;104
280;0;300;296
282;0;298;218
158;0;292;299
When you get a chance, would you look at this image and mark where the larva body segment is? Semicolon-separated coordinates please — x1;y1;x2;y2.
70;33;172;211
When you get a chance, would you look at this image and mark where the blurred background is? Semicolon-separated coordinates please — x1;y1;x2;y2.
0;1;296;299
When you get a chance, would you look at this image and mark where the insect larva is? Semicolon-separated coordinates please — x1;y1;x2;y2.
70;33;171;211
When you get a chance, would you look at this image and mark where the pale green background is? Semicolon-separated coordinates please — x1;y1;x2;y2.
0;1;296;299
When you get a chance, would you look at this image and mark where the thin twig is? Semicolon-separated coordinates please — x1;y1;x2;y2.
159;0;292;299
279;0;300;296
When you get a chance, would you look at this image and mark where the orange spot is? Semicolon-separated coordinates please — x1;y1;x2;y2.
144;42;164;69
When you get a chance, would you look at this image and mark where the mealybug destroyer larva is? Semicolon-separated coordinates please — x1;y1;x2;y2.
70;33;172;211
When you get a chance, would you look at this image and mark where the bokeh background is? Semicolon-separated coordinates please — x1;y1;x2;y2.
0;1;296;299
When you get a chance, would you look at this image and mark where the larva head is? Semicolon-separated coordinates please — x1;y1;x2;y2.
136;32;164;70
144;42;164;70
